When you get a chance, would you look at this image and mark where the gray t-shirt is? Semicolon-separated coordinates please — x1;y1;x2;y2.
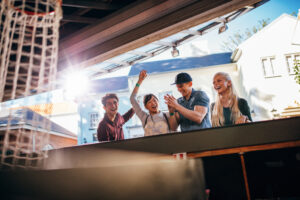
177;89;211;132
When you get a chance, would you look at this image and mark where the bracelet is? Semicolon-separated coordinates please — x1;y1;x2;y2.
170;112;175;116
136;83;140;87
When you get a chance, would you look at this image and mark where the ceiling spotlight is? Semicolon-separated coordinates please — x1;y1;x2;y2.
171;46;179;57
218;23;228;34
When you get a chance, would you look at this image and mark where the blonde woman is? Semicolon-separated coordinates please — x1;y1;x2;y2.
211;72;252;127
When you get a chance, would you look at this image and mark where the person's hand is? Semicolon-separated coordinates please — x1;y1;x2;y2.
167;105;175;113
164;94;179;109
138;70;147;83
235;115;248;124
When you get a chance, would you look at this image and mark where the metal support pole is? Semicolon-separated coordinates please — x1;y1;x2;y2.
239;152;251;200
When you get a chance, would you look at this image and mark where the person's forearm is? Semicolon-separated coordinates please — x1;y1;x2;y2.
175;104;205;124
130;91;147;121
168;113;178;131
123;108;135;122
132;79;143;95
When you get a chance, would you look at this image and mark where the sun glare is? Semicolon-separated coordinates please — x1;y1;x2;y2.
64;72;89;100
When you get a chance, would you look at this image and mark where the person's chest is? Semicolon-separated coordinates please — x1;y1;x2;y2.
106;117;124;132
223;107;232;124
181;94;197;108
145;115;168;130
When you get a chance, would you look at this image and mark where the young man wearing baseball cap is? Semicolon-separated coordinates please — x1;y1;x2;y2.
164;72;211;132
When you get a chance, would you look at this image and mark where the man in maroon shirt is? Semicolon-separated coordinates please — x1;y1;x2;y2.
97;93;134;142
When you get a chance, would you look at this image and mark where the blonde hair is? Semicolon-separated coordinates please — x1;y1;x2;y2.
211;72;241;127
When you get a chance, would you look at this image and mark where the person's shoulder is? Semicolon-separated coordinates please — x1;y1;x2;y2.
177;96;184;103
97;118;107;132
194;90;209;98
116;112;124;118
98;118;106;127
238;98;250;111
238;98;248;105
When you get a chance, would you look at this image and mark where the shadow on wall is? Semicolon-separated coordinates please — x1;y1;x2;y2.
249;88;275;121
237;67;248;101
237;65;275;121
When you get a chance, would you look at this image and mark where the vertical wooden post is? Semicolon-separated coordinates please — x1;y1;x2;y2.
239;152;251;200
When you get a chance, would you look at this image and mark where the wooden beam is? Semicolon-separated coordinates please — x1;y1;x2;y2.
240;153;251;200
62;15;98;24
59;0;193;58
58;0;264;70
62;0;120;10
60;8;92;26
187;140;300;158
59;0;166;49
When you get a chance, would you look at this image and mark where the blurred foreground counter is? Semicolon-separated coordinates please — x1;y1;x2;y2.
0;117;299;200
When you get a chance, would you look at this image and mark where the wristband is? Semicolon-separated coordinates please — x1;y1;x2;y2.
170;112;175;116
136;83;140;87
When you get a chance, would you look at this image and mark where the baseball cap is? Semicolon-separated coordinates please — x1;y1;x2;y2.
171;72;192;85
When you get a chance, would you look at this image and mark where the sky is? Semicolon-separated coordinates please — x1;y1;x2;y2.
100;0;300;78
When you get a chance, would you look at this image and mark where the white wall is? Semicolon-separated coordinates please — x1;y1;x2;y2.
235;14;300;120
50;113;80;135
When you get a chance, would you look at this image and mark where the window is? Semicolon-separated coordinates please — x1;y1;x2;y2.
159;91;172;111
286;53;300;75
93;133;98;142
261;57;279;77
89;112;99;129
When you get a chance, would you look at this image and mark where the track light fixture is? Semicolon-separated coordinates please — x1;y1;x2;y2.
171;46;179;57
218;22;228;34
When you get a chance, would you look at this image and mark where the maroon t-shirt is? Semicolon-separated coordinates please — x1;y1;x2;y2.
97;108;134;142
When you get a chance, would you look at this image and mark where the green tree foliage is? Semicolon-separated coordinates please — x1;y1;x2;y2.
290;11;297;17
221;18;270;52
294;59;300;85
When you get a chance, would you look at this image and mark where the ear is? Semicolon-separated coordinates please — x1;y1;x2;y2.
103;105;107;111
228;80;232;87
188;81;193;87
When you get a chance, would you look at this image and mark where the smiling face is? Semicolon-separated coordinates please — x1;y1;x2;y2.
145;96;159;114
104;98;119;116
213;74;231;95
176;82;192;99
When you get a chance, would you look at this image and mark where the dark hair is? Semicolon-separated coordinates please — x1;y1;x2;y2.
143;94;158;106
102;93;119;106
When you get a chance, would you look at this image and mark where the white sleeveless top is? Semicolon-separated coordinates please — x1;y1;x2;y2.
130;93;170;136
143;112;169;136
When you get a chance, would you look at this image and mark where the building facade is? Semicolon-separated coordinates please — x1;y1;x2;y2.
232;14;300;120
126;53;239;137
0;108;77;150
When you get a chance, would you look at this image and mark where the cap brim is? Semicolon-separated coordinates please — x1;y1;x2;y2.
171;81;191;85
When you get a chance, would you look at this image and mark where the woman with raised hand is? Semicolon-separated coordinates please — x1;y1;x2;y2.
211;72;252;127
130;70;172;136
